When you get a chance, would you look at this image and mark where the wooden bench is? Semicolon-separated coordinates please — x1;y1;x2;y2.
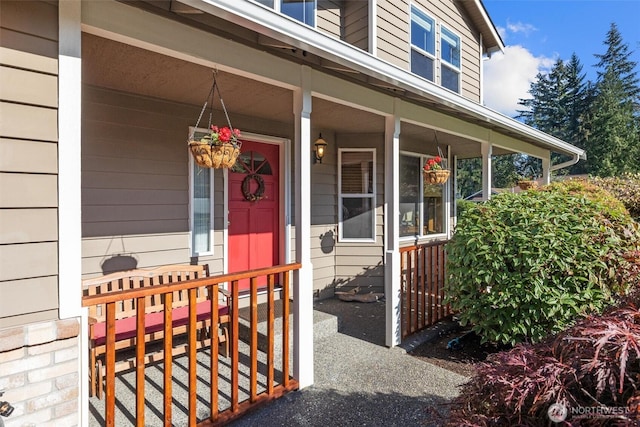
82;264;230;399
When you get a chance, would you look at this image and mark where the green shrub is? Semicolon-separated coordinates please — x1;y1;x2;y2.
591;173;640;220
445;183;638;346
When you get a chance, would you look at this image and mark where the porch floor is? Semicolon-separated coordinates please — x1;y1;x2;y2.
229;298;466;427
88;298;465;426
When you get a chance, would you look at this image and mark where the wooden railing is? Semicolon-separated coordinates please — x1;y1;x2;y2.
82;263;301;427
399;241;451;339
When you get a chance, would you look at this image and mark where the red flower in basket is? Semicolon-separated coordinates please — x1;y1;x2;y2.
423;156;443;171
207;125;241;147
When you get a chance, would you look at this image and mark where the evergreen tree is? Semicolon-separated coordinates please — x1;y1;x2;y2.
564;54;590;174
456;157;482;199
517;56;589;174
586;23;640;176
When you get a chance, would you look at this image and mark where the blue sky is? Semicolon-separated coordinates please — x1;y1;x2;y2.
482;0;640;117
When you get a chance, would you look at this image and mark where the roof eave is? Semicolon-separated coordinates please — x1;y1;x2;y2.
176;0;582;158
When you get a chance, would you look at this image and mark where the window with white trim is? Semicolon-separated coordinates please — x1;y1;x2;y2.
189;127;214;255
399;153;446;238
410;5;436;82
339;149;376;242
440;25;461;93
253;0;316;26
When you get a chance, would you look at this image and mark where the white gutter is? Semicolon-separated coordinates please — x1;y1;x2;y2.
178;0;585;159
550;153;583;171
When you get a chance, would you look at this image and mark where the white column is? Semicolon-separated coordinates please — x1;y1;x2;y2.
384;110;401;347
481;142;492;201
293;66;314;388
59;1;84;426
541;156;551;185
58;0;82;319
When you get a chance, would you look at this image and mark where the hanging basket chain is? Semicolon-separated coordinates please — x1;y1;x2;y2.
189;76;216;142
188;70;241;169
213;76;234;131
189;71;235;141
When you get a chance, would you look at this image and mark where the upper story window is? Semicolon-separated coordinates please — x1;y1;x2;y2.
410;5;462;94
410;5;435;82
339;149;376;242
254;0;316;27
440;26;461;93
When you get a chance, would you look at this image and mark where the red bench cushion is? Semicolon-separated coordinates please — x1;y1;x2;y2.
92;301;229;346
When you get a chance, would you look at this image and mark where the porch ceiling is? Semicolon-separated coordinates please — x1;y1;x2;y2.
82;33;385;134
82;34;486;157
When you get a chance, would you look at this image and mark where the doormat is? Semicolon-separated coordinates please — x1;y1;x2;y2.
238;299;289;323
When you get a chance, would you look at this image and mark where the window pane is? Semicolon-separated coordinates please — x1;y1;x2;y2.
411;6;434;54
282;0;315;26
441;27;460;67
411;49;434;82
424;184;444;235
254;0;274;7
193;164;211;253
400;155;421;237
342;197;373;239
442;65;459;92
341;152;374;194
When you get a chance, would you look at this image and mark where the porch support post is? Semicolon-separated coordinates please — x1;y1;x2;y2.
384;108;401;347
292;65;314;388
481;142;492;201
59;1;86;426
541;156;551;185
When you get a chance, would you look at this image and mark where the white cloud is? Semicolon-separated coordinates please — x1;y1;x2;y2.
483;45;555;117
506;21;537;37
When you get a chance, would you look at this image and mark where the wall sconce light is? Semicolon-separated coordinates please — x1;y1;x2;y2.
314;134;328;164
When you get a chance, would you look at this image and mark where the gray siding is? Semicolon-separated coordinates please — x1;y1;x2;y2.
81;85;293;278
81;86;218;276
334;134;385;293
0;0;59;328
343;1;369;51
310;131;337;297
317;0;342;39
377;0;482;102
376;0;410;68
414;0;481;101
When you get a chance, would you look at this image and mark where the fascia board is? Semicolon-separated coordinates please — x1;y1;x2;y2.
170;0;584;158
471;0;505;53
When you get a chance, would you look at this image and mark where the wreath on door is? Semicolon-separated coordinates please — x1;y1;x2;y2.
241;174;265;202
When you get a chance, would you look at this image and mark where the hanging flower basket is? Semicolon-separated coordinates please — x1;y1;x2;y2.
423;169;450;185
422;156;450;184
188;73;242;169
518;180;538;190
189;127;242;169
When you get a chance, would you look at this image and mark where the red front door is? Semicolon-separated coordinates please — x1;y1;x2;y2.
228;141;280;290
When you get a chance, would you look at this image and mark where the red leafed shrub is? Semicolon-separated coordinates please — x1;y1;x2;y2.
448;305;640;426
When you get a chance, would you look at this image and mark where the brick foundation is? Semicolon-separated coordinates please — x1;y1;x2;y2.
0;319;80;427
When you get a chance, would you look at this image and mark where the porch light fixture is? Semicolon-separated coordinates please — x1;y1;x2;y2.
314;134;328;163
